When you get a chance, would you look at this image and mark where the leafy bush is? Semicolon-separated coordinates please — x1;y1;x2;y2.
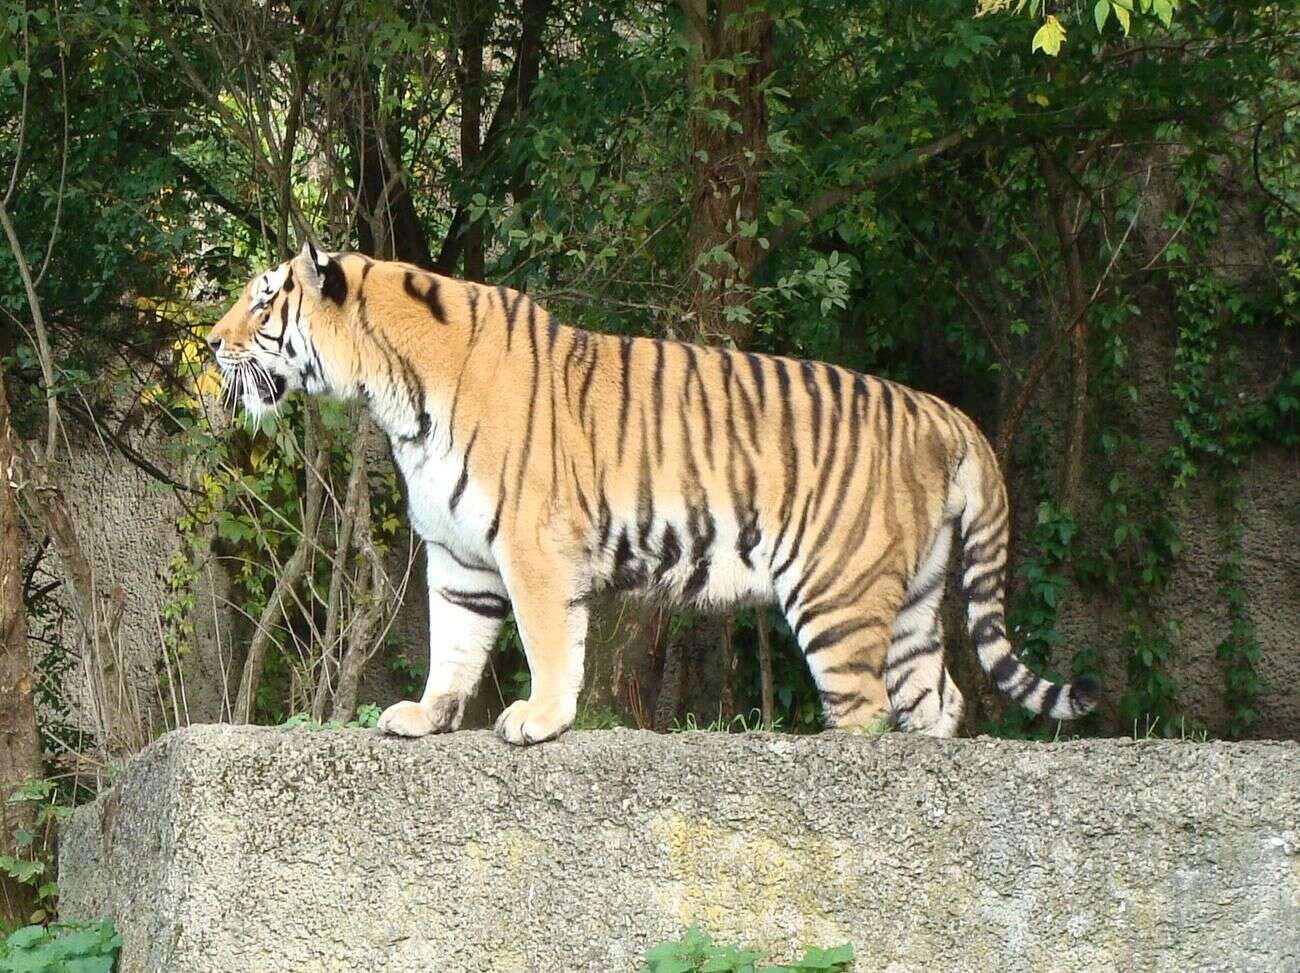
0;922;121;973
641;927;853;973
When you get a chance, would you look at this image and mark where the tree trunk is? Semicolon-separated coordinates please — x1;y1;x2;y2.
0;371;42;926
510;0;550;204
435;0;553;275
457;3;486;282
680;0;772;347
1036;145;1089;513
347;81;433;267
681;0;772;711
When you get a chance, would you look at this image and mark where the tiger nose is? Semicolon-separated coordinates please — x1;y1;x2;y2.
207;335;222;353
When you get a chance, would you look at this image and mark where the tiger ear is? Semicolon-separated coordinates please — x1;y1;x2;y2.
295;239;330;295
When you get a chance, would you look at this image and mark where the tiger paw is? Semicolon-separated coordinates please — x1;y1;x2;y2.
377;695;464;737
494;697;575;746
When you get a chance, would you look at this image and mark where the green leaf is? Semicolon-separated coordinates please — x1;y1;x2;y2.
1094;0;1111;32
652;961;696;973
1031;15;1067;56
1111;0;1132;33
6;926;47;949
67;959;118;973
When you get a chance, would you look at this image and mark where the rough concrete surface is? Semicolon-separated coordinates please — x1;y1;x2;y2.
59;725;1299;973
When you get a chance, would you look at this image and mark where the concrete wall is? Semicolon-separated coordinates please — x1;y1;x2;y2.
59;725;1299;972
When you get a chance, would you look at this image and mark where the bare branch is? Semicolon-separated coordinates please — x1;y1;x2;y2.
233;406;330;723
0;198;60;459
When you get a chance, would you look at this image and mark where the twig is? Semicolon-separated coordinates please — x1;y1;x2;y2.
995;165;1149;460
756;609;774;730
233;406;329;723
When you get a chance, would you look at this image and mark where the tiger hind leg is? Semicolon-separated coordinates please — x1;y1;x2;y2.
887;521;964;738
791;565;907;733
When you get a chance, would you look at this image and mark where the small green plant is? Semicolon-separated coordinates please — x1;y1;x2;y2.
573;705;624;730
0;922;121;973
1;780;74;925
641;927;853;973
280;703;382;731
670;708;783;734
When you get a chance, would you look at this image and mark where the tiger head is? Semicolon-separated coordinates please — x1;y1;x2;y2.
206;241;348;418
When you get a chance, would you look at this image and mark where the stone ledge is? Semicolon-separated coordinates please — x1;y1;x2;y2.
58;725;1299;972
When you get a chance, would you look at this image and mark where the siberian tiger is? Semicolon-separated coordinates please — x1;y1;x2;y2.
206;242;1097;744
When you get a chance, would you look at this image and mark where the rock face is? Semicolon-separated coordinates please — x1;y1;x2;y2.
59;725;1298;973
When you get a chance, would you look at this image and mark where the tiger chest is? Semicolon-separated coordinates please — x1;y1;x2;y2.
390;436;494;562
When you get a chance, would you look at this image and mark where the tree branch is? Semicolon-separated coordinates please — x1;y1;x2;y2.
760;131;966;261
169;153;279;250
234;407;329;723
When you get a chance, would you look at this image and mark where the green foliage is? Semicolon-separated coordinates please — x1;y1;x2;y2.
573;706;625;730
730;609;822;733
993;424;1092;739
0;922;121;973
279;703;382;731
978;0;1180;55
641;927;853;973
1;781;73;925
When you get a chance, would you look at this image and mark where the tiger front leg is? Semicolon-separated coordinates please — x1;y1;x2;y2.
378;543;506;738
493;552;588;746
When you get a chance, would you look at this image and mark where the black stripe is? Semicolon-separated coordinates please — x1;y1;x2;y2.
1039;683;1063;716
886;638;940;671
449;429;478;513
430;541;495;574
637;414;655;546
989;654;1018;686
682;557;711;600
656;524;682;579
652;340;666;463
611;529;646;591
962;565;1002;602
512;313;541;510
820;658;883;676
772;494;813;581
596;485;613;552
467;287;482;343
802;361;823;464
499;286;523;350
618;336;634;462
403;270;445;321
769;358;800;561
682;345;714;467
802;616;879;658
1013;673;1042;704
894;688;933;717
322;259;348;305
578;340;600;423
486;456;508;544
901;572;944;614
971;613;1007;646
440;588;509;619
745;353;766;411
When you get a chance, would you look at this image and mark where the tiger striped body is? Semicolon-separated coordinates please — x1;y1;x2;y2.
207;243;1097;744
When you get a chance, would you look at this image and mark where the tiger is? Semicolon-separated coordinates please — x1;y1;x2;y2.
205;241;1098;744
